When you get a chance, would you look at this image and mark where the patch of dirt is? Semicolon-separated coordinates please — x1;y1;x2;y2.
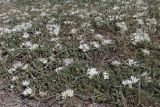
0;89;23;107
0;79;23;107
0;80;41;107
0;79;113;107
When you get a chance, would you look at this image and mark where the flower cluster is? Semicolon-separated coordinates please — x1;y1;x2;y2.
122;76;140;88
61;89;74;99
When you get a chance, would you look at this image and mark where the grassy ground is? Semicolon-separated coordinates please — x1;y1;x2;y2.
0;0;160;107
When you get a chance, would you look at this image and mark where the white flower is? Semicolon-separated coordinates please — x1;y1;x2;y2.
46;24;53;31
22;80;30;86
122;76;139;88
12;22;32;32
64;21;74;25
133;12;146;18
55;43;62;50
50;37;59;42
116;22;128;32
10;85;14;90
78;14;85;19
146;18;157;25
87;68;98;79
39;58;48;64
127;59;137;66
34;31;41;35
53;24;60;36
103;72;109;79
79;43;90;52
8;68;16;74
13;61;23;69
95;16;102;22
91;41;100;48
102;39;113;45
61;89;74;99
136;0;144;5
21;41;38;50
21;41;32;47
8;61;23;74
122;80;133;88
7;48;15;52
40;12;47;16
63;58;74;66
130;76;139;83
141;72;148;76
94;34;103;41
113;6;119;10
89;29;95;33
46;24;60;36
39;91;47;97
122;80;132;86
70;28;78;34
23;87;32;96
22;64;29;70
111;60;121;66
136;19;144;25
146;76;152;82
55;67;64;72
70;9;80;15
131;29;150;44
141;49;150;55
22;32;29;38
49;55;55;61
0;27;12;34
11;76;19;81
30;44;38;50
